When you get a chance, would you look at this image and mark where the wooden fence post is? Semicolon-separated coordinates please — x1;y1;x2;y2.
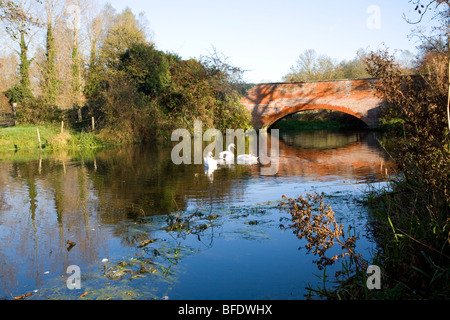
11;103;17;126
36;128;42;150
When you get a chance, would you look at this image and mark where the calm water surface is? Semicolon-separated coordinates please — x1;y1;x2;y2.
0;129;396;300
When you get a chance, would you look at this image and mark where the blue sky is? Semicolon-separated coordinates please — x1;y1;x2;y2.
101;0;436;83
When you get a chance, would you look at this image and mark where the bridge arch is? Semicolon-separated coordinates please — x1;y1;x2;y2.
241;79;383;129
265;103;369;129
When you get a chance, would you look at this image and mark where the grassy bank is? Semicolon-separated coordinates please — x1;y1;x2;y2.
0;124;107;153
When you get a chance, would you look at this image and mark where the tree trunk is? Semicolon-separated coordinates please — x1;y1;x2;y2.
447;31;450;133
447;58;450;132
72;8;83;107
19;30;31;91
44;21;59;105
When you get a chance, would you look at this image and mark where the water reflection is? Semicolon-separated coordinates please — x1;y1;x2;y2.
0;129;396;299
277;130;396;181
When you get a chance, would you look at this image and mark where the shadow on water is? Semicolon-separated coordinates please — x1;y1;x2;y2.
0;129;397;299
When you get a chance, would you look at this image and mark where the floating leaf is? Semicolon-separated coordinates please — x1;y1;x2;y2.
138;239;157;248
79;291;92;298
13;292;32;300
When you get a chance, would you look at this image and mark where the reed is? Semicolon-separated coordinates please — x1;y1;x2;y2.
365;177;450;299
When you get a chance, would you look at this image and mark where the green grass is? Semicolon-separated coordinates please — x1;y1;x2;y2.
0;124;59;151
0;124;106;153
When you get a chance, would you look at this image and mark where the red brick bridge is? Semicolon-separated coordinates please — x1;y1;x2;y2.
241;78;383;129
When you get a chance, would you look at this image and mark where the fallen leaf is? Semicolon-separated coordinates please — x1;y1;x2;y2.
79;291;92;298
13;292;32;300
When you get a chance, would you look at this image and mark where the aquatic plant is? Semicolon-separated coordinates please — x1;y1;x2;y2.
279;192;368;272
279;192;376;299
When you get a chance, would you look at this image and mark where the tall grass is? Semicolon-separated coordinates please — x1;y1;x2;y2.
365;173;450;299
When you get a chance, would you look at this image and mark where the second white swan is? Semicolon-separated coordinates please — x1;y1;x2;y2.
219;143;236;162
236;154;259;165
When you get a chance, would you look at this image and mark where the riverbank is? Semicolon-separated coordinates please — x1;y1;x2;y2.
365;128;449;299
310;119;450;300
0;124;107;153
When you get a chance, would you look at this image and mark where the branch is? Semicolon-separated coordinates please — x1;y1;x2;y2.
403;0;438;24
0;0;42;26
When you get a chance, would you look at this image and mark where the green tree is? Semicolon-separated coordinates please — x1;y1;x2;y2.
18;30;32;94
101;7;148;68
336;49;372;79
119;43;171;98
201;48;251;130
42;22;58;104
85;6;148;109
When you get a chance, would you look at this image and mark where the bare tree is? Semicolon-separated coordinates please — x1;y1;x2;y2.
0;0;40;25
405;0;450;131
0;52;18;107
283;49;339;82
84;2;114;82
2;0;42;98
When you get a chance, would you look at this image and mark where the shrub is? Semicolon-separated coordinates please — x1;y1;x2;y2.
363;48;450;298
3;84;33;104
14;98;62;125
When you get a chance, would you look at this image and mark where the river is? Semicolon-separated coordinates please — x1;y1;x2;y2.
0;129;396;300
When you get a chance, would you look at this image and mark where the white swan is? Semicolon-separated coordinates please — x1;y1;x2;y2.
204;151;218;171
218;143;235;162
236;154;259;165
